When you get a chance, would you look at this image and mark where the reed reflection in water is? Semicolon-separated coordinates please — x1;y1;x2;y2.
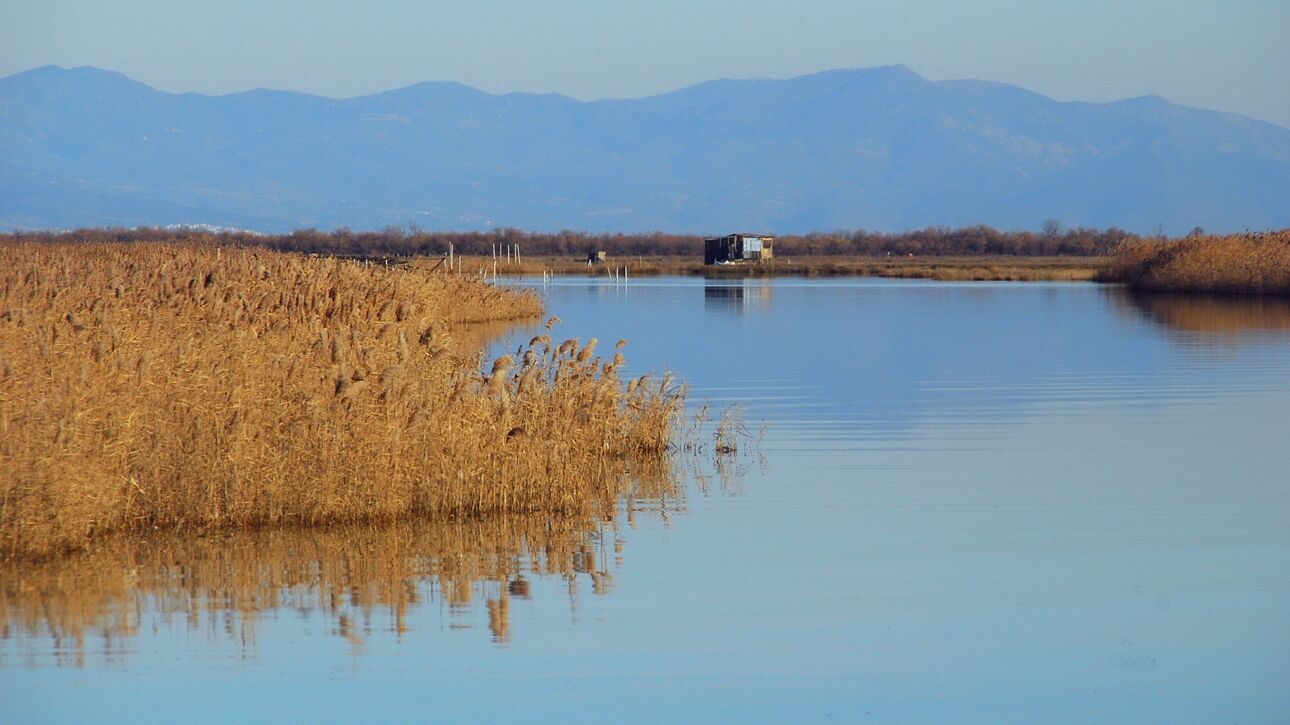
1;464;683;666
1109;287;1290;343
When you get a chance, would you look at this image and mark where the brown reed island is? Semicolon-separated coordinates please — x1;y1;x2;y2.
0;242;686;561
1102;231;1290;295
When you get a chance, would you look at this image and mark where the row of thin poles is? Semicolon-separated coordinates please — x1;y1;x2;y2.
443;242;520;280
446;242;520;275
441;241;629;287
540;265;629;287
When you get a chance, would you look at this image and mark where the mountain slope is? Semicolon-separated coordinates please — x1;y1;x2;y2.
2;64;1288;233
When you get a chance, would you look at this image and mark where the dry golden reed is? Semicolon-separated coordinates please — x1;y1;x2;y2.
0;242;685;560
1103;231;1290;294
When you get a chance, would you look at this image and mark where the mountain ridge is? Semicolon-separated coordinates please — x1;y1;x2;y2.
2;65;1288;234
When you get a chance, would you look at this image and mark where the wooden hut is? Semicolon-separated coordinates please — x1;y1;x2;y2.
704;233;774;265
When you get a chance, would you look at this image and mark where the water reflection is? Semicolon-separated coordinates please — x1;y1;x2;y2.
1109;287;1290;343
703;280;774;314
452;318;539;352
1;466;682;666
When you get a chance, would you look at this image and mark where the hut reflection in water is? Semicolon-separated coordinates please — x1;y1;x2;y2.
703;280;774;314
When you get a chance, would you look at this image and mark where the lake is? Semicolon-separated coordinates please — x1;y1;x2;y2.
4;278;1289;722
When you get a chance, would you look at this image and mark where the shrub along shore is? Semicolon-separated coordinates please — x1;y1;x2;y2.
0;243;685;560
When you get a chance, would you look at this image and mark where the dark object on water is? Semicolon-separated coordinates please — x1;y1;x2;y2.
507;578;531;598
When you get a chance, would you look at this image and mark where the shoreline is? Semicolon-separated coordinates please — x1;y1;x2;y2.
413;254;1107;282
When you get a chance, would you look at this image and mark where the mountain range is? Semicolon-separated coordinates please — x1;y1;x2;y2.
2;64;1288;234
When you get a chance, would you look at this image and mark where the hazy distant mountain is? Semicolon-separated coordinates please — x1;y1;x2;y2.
3;64;1288;234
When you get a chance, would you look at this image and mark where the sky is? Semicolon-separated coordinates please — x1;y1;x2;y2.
2;0;1288;129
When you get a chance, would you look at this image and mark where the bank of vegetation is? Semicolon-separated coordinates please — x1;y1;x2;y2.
2;224;1133;259
8;226;1286;288
1103;231;1290;294
0;243;685;560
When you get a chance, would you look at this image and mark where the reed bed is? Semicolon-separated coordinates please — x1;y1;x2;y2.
1102;231;1290;294
0;242;685;560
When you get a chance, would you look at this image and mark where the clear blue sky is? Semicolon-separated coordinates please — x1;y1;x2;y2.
3;0;1288;128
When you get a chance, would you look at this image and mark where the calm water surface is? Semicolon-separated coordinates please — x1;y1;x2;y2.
4;278;1290;722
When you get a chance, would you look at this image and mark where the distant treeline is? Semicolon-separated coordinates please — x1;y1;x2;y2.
1;224;1138;258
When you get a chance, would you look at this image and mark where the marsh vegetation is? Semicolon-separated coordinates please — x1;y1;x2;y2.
1103;231;1290;294
0;243;685;560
